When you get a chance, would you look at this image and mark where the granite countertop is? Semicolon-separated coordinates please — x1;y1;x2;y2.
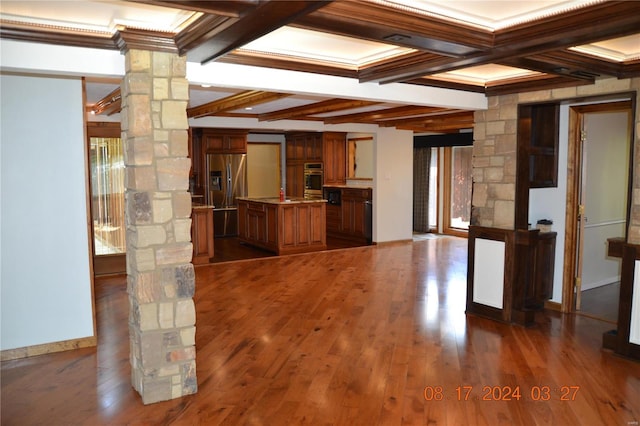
237;197;327;205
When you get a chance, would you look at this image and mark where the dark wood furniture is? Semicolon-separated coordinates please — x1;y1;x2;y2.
468;101;560;326
603;238;640;360
285;132;346;198
191;205;214;264
237;198;327;255
324;186;372;245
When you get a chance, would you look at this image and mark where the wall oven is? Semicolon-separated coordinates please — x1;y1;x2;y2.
303;162;323;199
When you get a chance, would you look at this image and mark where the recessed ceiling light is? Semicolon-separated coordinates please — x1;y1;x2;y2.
245;107;253;111
384;34;411;42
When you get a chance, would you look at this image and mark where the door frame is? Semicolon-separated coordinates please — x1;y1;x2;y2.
561;100;633;313
86;121;126;276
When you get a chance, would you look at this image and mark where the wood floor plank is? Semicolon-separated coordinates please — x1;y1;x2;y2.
2;236;640;425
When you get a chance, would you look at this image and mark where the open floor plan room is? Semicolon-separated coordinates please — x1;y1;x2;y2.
1;237;639;425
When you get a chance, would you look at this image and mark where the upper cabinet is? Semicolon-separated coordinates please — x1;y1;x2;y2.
202;129;248;154
323;132;347;185
285;132;322;162
285;132;347;187
518;103;560;188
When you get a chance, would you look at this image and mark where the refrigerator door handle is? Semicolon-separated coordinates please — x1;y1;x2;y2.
227;162;232;205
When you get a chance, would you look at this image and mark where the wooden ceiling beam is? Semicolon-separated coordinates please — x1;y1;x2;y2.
184;0;332;64
258;99;380;122
92;88;122;116
323;105;453;124
377;110;474;127
187;90;291;118
357;2;640;84
294;1;491;55
218;52;358;79
525;51;626;78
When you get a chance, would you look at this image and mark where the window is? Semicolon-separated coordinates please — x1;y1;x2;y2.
428;147;438;230
89;136;125;255
444;146;472;235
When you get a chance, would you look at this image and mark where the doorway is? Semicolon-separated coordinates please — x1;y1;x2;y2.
87;122;126;275
565;101;632;322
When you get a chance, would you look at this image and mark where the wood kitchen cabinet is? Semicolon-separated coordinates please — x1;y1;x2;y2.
325;186;372;244
238;200;277;248
202;129;247;154
285;132;346;196
238;198;326;255
285;162;305;198
191;206;214;264
323;132;347;185
286;132;322;162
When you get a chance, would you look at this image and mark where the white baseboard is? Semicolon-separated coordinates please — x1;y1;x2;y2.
582;276;620;291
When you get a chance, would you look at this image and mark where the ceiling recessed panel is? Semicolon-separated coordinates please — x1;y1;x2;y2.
571;35;640;62
431;64;542;85
386;0;602;30
240;26;414;68
0;0;196;33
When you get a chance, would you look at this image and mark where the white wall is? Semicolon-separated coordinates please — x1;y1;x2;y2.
1;75;94;350
581;112;628;290
374;127;414;242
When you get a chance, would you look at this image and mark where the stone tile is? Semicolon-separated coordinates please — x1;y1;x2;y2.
173;192;192;218
159;302;174;329
180;326;196;346
157;158;190;191
152;52;173;77
156;243;193;265
138;303;158;331
175;264;195;298
175;299;196;327
174;219;192;243
128;191;152;224
153;78;169;100
494;200;515;228
126;50;151;73
152;198;173;224
126;94;152;138
161;101;189;130
170;78;189;101
141;377;172;405
170;130;189;157
133;225;167;247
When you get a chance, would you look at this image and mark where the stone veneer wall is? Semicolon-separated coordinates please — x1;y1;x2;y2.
472;77;640;243
121;49;196;404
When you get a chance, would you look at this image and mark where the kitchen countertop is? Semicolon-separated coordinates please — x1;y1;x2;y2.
237;197;327;205
192;203;214;209
323;184;373;189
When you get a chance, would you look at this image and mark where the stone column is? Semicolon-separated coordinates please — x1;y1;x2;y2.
121;49;196;404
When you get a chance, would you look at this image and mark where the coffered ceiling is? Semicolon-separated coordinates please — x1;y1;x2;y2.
1;0;639;133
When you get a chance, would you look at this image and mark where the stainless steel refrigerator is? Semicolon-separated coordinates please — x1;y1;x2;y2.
206;153;247;237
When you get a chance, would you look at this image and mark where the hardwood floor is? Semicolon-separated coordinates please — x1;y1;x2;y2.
2;237;640;425
210;236;366;263
579;283;620;323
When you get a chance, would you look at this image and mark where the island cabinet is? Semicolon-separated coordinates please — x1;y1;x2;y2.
191;205;214;264
237;198;326;255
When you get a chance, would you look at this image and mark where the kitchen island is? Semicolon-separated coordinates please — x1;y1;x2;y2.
237;197;326;255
